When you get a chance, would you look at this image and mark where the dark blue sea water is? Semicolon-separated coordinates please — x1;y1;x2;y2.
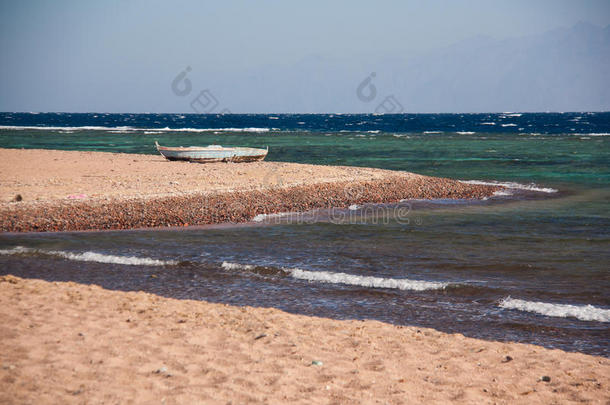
1;112;609;356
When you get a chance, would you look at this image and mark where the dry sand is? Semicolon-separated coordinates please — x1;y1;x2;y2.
0;275;607;404
0;148;410;202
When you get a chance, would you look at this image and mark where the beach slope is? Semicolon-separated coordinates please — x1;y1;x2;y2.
0;275;607;404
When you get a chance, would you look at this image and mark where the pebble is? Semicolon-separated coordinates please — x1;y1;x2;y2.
312;360;323;366
540;375;551;382
1;177;500;232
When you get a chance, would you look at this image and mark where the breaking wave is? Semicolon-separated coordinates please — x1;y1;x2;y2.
220;261;450;291
221;261;255;271
0;246;176;266
492;189;514;197
459;180;558;193
288;269;450;291
0;125;270;133
251;212;298;222
499;297;610;322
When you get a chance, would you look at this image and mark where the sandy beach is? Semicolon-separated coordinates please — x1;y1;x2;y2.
2;148;606;404
0;275;607;404
0;148;408;202
2;1;608;403
0;148;500;232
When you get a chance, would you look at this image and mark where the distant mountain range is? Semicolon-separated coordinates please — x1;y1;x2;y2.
210;22;609;113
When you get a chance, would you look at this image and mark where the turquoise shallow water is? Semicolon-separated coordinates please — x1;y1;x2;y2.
0;113;609;355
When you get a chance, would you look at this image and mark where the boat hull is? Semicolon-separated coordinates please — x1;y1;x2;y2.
163;154;267;163
156;142;268;163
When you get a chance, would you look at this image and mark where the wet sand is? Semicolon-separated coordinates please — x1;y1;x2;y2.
0;148;499;232
0;275;607;404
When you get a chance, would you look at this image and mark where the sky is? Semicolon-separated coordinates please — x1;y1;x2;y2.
1;0;609;112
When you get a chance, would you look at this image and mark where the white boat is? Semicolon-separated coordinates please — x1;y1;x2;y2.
155;141;268;163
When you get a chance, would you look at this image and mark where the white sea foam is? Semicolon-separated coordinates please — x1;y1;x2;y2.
251;212;297;222
50;250;176;266
503;113;522;117
459;180;558;193
0;246;31;255
155;126;271;133
499;297;610;322
492;189;514;197
160;127;270;132
0;125;137;131
501;123;517;127
0;125;270;133
0;246;175;266
480;122;496;125
288;268;450;291
457;131;475;135
423;131;443;134
218;261;451;291
221;261;255;271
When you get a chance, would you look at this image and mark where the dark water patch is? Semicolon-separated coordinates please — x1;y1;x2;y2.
1;246;608;356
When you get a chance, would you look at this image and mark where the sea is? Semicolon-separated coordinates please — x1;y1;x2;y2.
0;112;608;356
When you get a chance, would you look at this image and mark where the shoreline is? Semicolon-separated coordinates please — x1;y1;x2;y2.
0;148;500;232
1;275;607;404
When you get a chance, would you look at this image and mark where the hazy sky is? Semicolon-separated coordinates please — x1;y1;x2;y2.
1;0;609;112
